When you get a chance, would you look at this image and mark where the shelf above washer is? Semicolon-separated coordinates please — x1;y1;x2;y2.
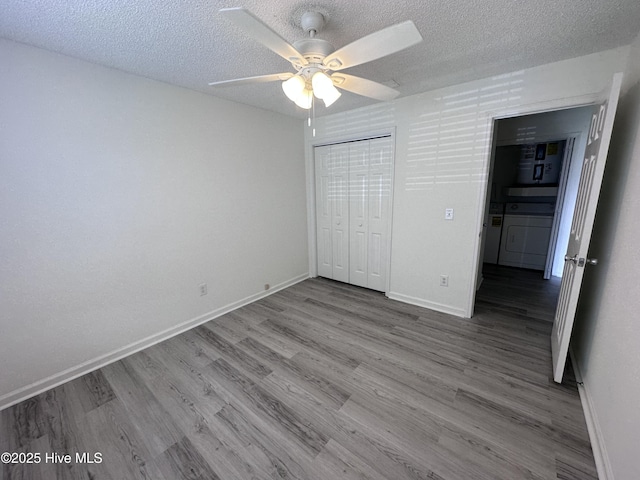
507;186;559;197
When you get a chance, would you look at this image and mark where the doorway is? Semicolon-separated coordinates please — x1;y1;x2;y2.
477;105;594;290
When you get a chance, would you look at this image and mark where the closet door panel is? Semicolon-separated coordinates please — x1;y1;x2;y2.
315;145;333;279
370;233;383;277
349;141;370;288
367;137;393;292
332;144;350;283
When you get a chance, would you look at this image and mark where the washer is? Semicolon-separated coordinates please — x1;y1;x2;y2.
498;203;555;270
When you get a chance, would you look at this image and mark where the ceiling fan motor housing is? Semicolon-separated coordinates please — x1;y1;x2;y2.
293;38;335;65
291;11;335;67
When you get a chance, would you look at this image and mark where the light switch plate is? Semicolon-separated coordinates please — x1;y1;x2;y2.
445;208;454;220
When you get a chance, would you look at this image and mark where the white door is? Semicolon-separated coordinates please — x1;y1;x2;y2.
367;137;393;291
314;143;351;283
314;137;393;292
331;144;350;283
551;73;622;383
349;141;370;288
315;145;333;279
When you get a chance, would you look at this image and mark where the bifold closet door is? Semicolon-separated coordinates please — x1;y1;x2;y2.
315;145;333;279
315;143;349;283
315;137;392;292
348;141;370;288
365;137;392;291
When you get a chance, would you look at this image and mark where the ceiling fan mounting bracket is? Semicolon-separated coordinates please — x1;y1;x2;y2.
300;11;325;36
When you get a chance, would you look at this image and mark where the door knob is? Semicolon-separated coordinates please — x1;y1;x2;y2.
336;220;341;225
565;254;598;267
359;223;363;227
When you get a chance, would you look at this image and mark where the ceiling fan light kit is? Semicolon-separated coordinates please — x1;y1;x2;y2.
282;75;305;102
281;70;340;109
295;88;314;109
311;71;342;107
209;8;423;111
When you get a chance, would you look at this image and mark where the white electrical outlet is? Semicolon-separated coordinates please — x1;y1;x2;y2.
445;208;454;220
440;275;449;287
199;283;207;296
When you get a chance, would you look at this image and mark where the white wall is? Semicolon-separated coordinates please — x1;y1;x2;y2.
0;39;308;407
306;46;629;317
572;32;640;480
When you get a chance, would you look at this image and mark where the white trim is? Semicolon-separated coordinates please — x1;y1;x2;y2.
310;129;395;149
570;347;614;480
489;93;601;122
385;132;398;294
544;136;577;279
467;113;497;317
305;125;319;278
0;273;309;412
387;291;467;318
496;131;584;147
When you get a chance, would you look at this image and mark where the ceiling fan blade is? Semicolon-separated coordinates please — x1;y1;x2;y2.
323;20;422;71
220;8;307;67
331;73;400;101
209;72;293;88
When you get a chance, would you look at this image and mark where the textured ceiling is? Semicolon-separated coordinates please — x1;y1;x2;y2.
2;0;640;118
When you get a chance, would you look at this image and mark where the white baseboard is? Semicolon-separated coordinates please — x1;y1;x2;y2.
569;348;614;480
0;273;309;412
387;291;467;318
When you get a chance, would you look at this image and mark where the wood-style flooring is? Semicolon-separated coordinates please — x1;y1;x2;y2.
1;265;596;479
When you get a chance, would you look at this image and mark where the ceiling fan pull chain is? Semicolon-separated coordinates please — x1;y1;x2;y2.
312;97;316;137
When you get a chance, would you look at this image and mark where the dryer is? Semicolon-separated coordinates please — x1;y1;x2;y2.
499;203;555;270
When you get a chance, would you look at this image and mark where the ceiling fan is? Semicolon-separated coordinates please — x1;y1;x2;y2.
209;8;423;109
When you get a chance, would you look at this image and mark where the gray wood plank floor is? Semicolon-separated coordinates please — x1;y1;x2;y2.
1;265;597;479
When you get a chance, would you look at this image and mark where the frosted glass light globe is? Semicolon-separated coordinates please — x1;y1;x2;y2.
282;75;305;102
294;88;313;109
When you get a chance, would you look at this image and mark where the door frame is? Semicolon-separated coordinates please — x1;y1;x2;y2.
467;93;604;317
306;128;397;294
544;136;576;279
